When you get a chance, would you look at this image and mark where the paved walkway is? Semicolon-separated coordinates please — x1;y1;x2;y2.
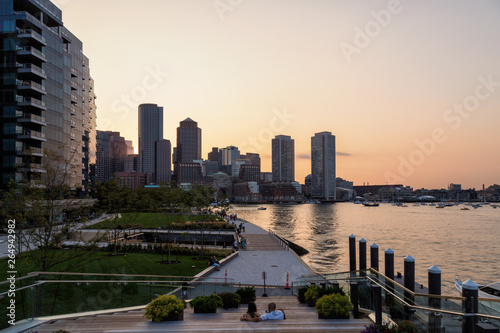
207;219;316;287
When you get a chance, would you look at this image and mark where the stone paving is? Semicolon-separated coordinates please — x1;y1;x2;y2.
207;219;316;287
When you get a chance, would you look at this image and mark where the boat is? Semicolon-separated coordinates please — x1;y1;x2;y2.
461;207;470;210
362;202;379;207
257;207;266;210
455;276;500;312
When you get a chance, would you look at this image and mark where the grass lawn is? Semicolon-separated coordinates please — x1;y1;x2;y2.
88;212;226;229
0;250;229;326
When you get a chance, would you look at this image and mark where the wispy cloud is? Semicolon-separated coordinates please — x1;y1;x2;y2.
337;152;351;156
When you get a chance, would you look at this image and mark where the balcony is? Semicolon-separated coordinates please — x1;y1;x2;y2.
17;129;46;142
70;80;78;90
71;120;76;128
16;147;43;156
71;133;76;141
16;46;47;62
16;96;47;110
71;106;77;115
16;63;47;79
14;11;42;29
19;163;45;173
71;67;78;77
17;29;47;46
17;112;46;126
16;80;46;95
71;93;79;105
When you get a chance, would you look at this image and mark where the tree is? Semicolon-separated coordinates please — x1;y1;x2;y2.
1;149;101;272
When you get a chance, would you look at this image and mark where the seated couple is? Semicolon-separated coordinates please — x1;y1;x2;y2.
240;302;285;321
209;255;220;271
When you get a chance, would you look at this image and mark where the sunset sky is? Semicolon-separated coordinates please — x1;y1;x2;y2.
60;0;500;189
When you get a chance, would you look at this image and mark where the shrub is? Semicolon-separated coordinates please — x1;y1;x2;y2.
361;323;397;333
396;320;421;333
218;292;240;308
236;287;256;303
144;294;185;322
305;284;321;307
189;294;223;313
315;293;352;319
296;285;309;303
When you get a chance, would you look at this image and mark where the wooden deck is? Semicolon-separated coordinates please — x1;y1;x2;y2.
31;296;372;332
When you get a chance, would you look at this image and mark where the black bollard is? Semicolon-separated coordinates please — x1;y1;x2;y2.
351;282;359;319
372;284;382;325
462;279;479;333
428;265;442;333
349;234;356;272
385;248;394;280
370;243;379;271
359;238;367;271
404;255;415;292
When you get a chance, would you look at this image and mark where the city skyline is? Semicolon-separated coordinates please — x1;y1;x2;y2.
60;0;500;189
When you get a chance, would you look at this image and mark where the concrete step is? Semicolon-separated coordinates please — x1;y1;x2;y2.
32;296;372;333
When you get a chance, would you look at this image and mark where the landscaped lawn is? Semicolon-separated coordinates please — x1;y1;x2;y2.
0;250;230;327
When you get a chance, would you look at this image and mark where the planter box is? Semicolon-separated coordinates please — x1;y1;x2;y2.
318;313;349;320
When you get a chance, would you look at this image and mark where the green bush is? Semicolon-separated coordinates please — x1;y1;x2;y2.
315;293;352;318
296;285;309;303
189;294;223;313
396;320;421;333
218;292;240;308
236;287;256;303
304;284;345;307
144;294;185;322
305;284;321;307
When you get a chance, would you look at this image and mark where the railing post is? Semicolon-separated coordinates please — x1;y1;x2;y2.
385;248;394;280
372;284;382;325
350;282;359;319
349;234;356;272
428;265;442;333
359;238;367;274
462;279;479;333
370;243;379;271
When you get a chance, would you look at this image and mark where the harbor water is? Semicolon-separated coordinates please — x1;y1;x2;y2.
232;202;500;294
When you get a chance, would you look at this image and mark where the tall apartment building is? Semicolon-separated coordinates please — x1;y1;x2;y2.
138;103;163;182
272;135;295;182
311;131;336;201
155;139;171;184
0;0;96;191
208;147;219;162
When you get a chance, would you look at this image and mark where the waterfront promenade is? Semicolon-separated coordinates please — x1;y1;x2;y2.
10;218;373;332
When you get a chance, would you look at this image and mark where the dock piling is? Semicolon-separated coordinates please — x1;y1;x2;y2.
359;238;367;271
370;243;379;271
349;234;356;271
385;248;394;280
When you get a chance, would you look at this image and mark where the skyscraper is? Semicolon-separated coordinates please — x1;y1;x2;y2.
311;131;336;201
272;135;295;182
0;0;96;191
155;140;171;184
138;103;163;182
173;118;201;164
96;131;128;183
219;146;240;176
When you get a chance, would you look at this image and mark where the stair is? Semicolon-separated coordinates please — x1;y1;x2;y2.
32;296;372;332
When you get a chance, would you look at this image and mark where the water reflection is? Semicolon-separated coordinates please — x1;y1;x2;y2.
233;202;500;293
